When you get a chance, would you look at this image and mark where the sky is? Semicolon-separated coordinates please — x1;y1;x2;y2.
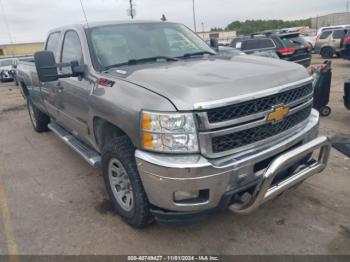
0;0;347;44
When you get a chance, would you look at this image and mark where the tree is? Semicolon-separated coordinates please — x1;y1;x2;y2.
225;19;311;35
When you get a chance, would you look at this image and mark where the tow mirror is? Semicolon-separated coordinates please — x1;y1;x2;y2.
34;51;86;82
34;51;58;82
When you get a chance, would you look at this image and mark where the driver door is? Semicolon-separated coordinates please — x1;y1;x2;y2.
55;30;91;143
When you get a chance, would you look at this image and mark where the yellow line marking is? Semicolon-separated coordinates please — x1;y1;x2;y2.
0;171;19;261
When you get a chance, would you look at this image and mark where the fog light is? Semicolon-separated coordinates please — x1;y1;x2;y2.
174;191;199;202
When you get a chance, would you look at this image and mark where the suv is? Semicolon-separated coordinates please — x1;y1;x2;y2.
314;29;348;58
230;33;311;67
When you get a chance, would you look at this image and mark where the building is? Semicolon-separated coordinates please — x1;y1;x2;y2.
197;30;236;45
311;12;350;29
0;42;44;58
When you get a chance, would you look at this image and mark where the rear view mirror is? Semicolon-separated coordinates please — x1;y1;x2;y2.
34;51;58;82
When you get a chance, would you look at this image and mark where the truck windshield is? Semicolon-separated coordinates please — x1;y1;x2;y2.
87;22;215;70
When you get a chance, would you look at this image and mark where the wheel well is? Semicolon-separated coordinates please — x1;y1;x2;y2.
93;117;130;151
20;82;29;97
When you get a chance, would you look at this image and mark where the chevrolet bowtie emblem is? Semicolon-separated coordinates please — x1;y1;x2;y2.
267;106;289;123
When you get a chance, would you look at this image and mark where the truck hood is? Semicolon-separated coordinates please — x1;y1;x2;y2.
108;55;310;110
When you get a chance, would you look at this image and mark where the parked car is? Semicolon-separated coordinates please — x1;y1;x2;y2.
230;32;312;67
314;28;349;58
0;58;16;82
17;21;332;228
301;32;317;50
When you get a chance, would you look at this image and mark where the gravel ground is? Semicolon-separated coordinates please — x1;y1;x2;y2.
0;55;349;255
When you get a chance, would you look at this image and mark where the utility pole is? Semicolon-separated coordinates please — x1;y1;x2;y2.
192;0;197;32
347;0;350;12
0;0;14;56
129;0;134;19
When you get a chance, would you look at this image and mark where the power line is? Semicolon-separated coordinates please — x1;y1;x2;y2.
79;0;89;27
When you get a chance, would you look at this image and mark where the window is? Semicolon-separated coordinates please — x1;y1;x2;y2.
333;30;346;39
320;31;332;40
61;31;84;64
243;39;275;50
46;32;61;62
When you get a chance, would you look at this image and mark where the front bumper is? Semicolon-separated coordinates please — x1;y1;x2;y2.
135;110;330;216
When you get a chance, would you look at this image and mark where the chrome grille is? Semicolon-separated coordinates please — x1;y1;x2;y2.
196;78;314;158
211;105;312;153
206;83;313;123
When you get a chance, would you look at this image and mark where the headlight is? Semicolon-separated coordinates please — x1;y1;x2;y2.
141;111;199;153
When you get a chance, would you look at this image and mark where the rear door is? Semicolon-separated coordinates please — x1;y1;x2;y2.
55;30;92;142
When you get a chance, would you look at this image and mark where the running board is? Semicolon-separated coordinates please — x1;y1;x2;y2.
48;123;101;168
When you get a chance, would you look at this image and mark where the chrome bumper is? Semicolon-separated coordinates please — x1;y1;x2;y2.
229;136;331;214
135;110;329;213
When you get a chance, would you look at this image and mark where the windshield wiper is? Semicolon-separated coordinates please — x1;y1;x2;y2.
104;56;179;70
178;51;216;59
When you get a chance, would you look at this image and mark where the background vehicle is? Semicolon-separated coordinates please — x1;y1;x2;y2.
301;32;317;50
17;21;331;228
314;28;348;58
0;58;16;82
230;32;312;67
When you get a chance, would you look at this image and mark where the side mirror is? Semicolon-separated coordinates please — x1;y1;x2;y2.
34;51;58;82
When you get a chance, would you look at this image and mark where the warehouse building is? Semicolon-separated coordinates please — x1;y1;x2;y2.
311;12;350;29
0;42;44;57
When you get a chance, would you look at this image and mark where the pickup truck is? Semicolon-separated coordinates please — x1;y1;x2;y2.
17;21;332;228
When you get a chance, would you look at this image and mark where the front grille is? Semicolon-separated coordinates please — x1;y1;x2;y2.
207;83;313;123
211;105;312;153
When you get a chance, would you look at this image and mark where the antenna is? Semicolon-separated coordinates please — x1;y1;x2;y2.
0;0;14;55
128;0;135;19
79;0;89;27
192;0;197;32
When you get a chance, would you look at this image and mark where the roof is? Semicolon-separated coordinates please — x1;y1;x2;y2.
49;20;173;33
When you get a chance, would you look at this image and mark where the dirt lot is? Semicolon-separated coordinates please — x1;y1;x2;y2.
0;55;349;255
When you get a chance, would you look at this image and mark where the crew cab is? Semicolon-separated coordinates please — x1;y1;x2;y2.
17;21;332;228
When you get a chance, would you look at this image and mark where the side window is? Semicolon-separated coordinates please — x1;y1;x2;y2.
333;30;346;39
244;39;274;50
61;31;84;65
257;39;275;49
320;31;332;40
46;32;61;62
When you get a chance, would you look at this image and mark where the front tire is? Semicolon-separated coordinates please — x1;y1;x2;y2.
27;99;50;132
101;136;153;228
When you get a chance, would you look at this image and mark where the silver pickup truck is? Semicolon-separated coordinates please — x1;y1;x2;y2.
17;21;332;228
